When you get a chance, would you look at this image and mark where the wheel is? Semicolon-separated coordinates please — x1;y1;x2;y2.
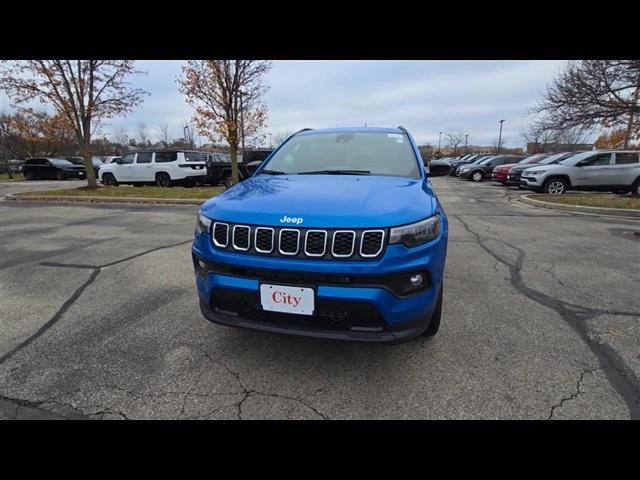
543;177;568;195
611;188;629;195
422;284;443;337
471;171;483;182
56;170;65;180
102;173;118;186
222;175;234;189
156;172;172;188
631;179;640;197
25;170;34;180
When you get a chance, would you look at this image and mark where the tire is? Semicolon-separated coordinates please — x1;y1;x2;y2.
222;175;234;189
56;170;65;181
631;179;640;197
156;172;172;188
102;173;118;186
611;188;629;195
422;284;443;337
543;177;568;195
25;170;34;181
471;171;483;182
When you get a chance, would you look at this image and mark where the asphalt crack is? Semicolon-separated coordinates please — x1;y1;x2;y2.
193;345;330;420
453;214;640;419
548;368;601;420
0;239;191;366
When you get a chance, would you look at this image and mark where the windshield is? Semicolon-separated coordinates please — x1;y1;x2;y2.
479;157;495;165
49;159;73;166
558;151;595;166
261;131;421;178
519;155;544;164
538;152;573;165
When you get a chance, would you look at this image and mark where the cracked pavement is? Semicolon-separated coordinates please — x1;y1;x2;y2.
0;177;638;419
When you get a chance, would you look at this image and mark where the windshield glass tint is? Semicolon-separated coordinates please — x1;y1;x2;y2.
539;153;571;165
559;151;594;166
262;132;421;178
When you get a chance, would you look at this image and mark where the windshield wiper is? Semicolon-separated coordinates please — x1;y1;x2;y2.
297;169;371;175
259;169;287;175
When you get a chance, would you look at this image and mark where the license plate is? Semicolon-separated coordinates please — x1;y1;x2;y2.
260;284;314;316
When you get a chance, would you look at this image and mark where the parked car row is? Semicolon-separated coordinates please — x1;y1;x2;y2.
435;150;640;195
18;150;270;188
98;149;269;188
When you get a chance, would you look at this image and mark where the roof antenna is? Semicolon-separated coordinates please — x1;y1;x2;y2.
364;122;367;127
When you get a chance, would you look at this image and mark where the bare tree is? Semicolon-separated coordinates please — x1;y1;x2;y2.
178;60;272;184
137;121;148;146
520;121;558;153
272;131;293;146
112;126;129;152
445;132;465;155
0;60;147;187
535;60;640;148
157;122;171;147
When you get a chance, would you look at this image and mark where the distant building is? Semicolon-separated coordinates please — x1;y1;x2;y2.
526;143;593;154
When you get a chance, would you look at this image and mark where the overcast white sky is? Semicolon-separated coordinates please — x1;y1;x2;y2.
1;60;568;148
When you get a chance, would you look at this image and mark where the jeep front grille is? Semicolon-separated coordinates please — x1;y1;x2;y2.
213;222;386;260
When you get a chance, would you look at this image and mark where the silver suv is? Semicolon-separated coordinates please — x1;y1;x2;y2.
520;150;640;195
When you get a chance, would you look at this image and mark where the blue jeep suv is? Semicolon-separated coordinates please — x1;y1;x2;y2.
192;127;448;343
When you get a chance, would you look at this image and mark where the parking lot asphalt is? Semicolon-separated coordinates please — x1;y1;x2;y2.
1;177;639;419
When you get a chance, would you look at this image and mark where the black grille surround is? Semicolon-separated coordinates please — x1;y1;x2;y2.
210;288;386;332
211;222;388;261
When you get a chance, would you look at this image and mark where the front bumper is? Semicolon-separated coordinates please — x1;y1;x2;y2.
506;173;522;185
493;172;508;183
192;222;448;344
520;175;544;188
65;170;86;179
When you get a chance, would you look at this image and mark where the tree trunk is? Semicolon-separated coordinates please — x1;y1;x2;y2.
81;141;97;188
624;78;639;149
230;142;239;185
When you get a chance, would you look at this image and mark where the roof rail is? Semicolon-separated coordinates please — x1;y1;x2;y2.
397;125;409;135
293;128;313;135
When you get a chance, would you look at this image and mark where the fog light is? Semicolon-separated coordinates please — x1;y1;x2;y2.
409;273;424;287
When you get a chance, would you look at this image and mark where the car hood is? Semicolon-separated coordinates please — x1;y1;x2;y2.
201;174;436;228
522;164;566;174
494;163;520;172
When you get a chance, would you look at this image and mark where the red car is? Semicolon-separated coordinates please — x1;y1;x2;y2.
492;154;549;184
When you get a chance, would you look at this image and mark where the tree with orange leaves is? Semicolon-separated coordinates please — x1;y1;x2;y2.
178;60;271;185
0;61;147;188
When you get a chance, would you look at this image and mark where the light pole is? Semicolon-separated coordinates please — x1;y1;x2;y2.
268;133;272;148
437;131;442;157
464;134;468;149
497;119;505;154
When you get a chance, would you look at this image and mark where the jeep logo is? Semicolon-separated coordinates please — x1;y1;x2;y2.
279;216;303;225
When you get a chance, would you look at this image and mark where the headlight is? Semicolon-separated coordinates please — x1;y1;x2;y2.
525;170;546;175
389;216;440;248
195;211;212;235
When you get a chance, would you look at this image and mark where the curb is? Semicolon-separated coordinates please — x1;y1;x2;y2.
518;194;640;219
4;193;205;206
